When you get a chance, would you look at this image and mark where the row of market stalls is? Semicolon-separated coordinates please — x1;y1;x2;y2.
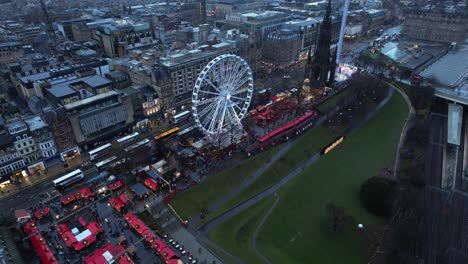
23;221;58;264
124;213;182;264
84;243;134;264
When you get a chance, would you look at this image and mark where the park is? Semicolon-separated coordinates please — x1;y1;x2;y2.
171;76;410;263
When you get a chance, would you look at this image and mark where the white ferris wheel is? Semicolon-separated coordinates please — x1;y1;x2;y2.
192;54;254;136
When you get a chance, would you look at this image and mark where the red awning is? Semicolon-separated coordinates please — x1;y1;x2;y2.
56;222;69;235
142;229;155;242
144;178;158;191
23;220;38;235
123;213;136;224
119;192;131;204
151;239;167;253
30;233;46;248
78;217;87;227
61;230;78;247
34;207;50;219
77;187;94;199
61;194;76;205
160;247;176;261
87;222;103;235
110;197;125;212
118;255;135;264
73;235;96;251
108;180;123;191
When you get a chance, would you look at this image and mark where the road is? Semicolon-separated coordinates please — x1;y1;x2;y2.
1;166;97;212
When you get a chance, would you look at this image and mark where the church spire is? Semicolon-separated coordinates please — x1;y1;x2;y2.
305;0;334;88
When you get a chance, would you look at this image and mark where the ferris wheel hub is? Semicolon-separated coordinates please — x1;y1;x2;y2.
226;94;231;100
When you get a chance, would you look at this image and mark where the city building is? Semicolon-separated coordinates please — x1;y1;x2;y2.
402;6;467;44
262;29;301;68
57;18;93;41
63;90;135;145
0;42;24;66
92;19;152;58
0;130;26;185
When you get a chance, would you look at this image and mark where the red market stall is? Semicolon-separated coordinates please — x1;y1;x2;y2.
77;187;94;199
56;223;69;235
124;213;136;224
78;217;87;227
73;235;97;251
119;193;131;204
61;231;78;247
160;247;176;262
23;220;39;234
109;197;125;212
142;229;155;243
118;255;135;264
108;180;123;191
87;222;103;235
151;239;166;253
61;194;76;205
84;243;126;264
34;207;50;219
37;244;58;264
144;178;158;191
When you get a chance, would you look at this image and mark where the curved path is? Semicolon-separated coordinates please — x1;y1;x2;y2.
391;83;416;178
189;140;296;228
252;193;280;264
199;87;395;233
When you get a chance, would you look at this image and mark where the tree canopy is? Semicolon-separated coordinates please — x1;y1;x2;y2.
359;176;397;217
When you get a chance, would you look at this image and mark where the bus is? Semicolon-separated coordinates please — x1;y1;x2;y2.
125;139;151;153
116;132;139;146
172;111;191;124
53;169;84;189
95;156;118;170
88;143;112;161
154;127;180;141
177;126;196;137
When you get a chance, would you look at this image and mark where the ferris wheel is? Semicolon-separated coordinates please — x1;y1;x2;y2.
192;54;254;136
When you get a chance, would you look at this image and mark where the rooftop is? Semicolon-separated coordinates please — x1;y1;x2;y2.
420;46;468;88
23;115;47;131
64;90;118;110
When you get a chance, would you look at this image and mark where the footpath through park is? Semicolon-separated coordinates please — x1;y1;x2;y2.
198;87;395;233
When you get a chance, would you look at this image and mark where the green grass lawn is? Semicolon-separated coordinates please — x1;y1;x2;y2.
171;147;278;220
209;92;408;263
200;97;381;227
316;88;353;113
200;124;344;227
208;196;276;264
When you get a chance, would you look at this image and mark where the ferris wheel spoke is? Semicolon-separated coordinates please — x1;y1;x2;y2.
231;88;249;96
228;66;247;91
198;96;221;106
231;79;250;93
211;68;223;86
229;100;243;112
230;95;249;102
202;101;221;128
228;102;241;122
198;89;221;97
217;100;228;132
219;60;229;87
208;102;222;133
230;74;250;92
203;79;222;94
198;100;219;119
227;60;241;89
